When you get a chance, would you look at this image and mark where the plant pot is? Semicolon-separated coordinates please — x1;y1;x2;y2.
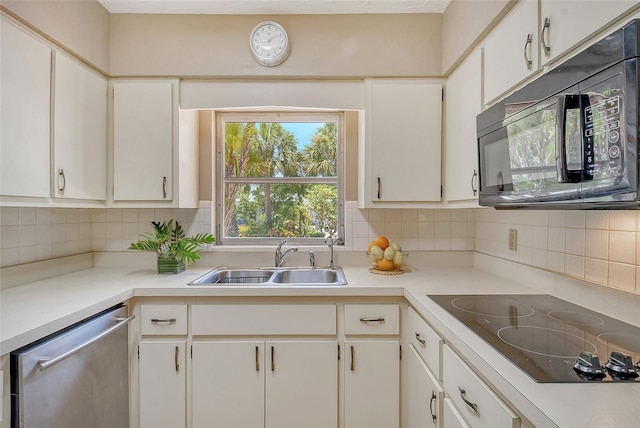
157;256;185;274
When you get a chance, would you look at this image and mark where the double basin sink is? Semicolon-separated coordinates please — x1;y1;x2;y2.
189;266;347;286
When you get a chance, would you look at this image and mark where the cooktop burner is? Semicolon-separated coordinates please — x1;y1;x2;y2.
429;294;640;383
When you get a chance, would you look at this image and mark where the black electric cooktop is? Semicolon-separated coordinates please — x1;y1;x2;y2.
429;294;640;383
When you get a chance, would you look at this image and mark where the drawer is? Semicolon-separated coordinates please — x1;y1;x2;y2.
191;304;336;335
344;304;399;335
443;345;520;428
407;307;443;380
140;304;188;335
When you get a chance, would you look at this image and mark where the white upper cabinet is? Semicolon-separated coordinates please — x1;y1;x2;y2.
112;80;175;202
0;18;51;198
111;80;198;207
444;48;482;205
360;79;443;208
540;0;639;65
53;52;107;201
483;0;540;104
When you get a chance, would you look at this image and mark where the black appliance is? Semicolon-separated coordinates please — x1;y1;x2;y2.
429;294;640;383
477;19;640;208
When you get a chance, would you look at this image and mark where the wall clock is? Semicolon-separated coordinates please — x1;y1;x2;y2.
249;21;291;67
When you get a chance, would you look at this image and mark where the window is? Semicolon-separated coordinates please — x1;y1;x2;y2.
216;112;343;245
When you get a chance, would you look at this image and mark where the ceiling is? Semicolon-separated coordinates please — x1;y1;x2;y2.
97;0;452;15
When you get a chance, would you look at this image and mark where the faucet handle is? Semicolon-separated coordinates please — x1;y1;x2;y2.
309;251;315;269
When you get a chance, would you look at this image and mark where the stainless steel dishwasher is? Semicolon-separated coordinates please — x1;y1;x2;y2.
10;304;134;428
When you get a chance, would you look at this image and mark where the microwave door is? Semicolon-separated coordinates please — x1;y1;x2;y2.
578;67;637;202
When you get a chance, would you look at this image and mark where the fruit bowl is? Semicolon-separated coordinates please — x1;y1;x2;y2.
367;236;406;274
367;251;408;271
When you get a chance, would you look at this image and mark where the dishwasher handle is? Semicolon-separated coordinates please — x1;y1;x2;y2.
38;314;135;371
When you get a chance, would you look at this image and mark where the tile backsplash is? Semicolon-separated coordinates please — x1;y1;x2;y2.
1;202;639;296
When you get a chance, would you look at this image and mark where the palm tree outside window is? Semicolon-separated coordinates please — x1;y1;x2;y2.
217;111;344;245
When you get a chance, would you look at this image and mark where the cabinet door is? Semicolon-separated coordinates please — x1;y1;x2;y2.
365;79;442;204
139;341;186;428
344;341;399;428
266;341;338;428
192;341;265;428
405;345;443;428
444;49;482;204
113;81;174;201
541;0;638;65
53;52;107;200
483;0;539;103
0;18;51;198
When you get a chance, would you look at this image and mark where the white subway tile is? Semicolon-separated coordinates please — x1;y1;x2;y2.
609;211;637;231
52;209;66;224
19;208;36;225
586;229;608;259
352;221;369;238
417;209;434;222
434;222;451;239
401;222;418;238
0;247;20;267
35;225;52;245
565;228;585;256
585;258;608;284
418;222;434;238
353;208;368;222
586;211;609;229
138;209;155;223
106;209;123;223
105;223;122;239
450;222;468;238
434;209;451;222
565;211;585;229
92;209;107;222
418;238;435;250
368;209;385;222
547;227;565;252
609;231;636;264
565;254;585;278
401;209;418;222
548;211;565;227
385;222;402;238
0;226;19;249
608;262;636;292
36;208;52;225
402;238;418;251
434;238;451;250
450;210;467;222
18;246;37;264
547;250;565;273
532;210;549;226
35;244;52;261
385;209;402;222
122;209;139;223
1;207;19;226
18;225;37;246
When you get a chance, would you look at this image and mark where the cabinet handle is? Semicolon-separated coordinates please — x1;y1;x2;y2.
151;318;176;324
350;345;355;371
471;169;478;196
429;390;437;424
162;176;167;199
255;346;260;372
271;346;275;372
523;33;533;70
541;17;551;57
58;169;66;195
174;346;179;373
360;317;385;323
377;177;381;199
415;332;426;346
458;386;478;413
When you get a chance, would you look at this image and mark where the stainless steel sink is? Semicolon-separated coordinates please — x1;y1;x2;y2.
271;268;346;285
189;268;275;285
188;267;347;286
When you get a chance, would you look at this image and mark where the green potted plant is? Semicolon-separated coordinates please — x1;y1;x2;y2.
129;220;215;274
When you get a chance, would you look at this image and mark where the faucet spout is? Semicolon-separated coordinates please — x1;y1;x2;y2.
275;240;298;267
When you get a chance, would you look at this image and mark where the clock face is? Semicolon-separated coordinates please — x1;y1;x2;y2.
250;21;290;66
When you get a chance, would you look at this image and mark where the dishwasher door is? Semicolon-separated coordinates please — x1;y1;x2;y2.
10;305;132;428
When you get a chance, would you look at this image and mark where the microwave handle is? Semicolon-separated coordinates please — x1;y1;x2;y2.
556;94;590;183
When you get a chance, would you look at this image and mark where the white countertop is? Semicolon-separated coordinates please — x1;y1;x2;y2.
2;252;639;427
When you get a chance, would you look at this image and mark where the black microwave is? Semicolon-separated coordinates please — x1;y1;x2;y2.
477;19;640;208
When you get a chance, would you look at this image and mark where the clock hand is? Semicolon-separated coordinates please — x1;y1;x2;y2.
255;38;272;43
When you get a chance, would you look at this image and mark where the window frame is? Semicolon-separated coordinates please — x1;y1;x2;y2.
215;110;345;246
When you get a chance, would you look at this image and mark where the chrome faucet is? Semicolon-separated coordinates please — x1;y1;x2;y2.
325;236;335;269
309;251;315;269
275;240;298;267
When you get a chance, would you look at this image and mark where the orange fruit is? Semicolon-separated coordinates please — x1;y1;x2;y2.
376;258;394;271
373;235;389;250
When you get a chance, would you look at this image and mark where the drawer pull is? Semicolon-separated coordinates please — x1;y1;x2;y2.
255;346;260;372
350;345;355;371
271;346;275;372
415;332;426;346
151;318;176;324
541;17;551;57
429;390;437;424
458;386;478;413
360;317;385;323
174;346;179;373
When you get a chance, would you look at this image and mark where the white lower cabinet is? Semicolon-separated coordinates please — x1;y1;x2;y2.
344;340;400;428
443;345;520;428
405;344;443;428
139;341;186;428
266;341;338;428
443;398;470;428
192;341;264;428
192;340;338;428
